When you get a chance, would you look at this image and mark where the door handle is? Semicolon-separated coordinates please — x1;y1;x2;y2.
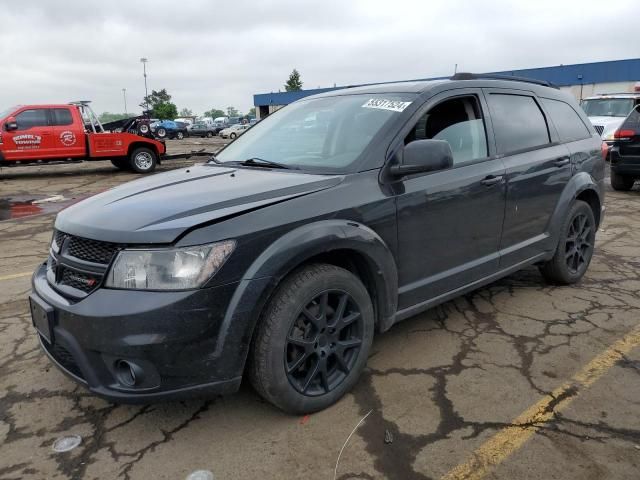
481;174;504;186
554;157;570;167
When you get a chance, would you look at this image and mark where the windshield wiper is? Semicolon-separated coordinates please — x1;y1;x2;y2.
206;155;222;164
237;157;297;169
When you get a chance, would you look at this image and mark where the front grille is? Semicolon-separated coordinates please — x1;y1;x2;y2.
67;235;119;265
594;125;604;136
60;267;100;293
54;231;66;251
43;339;85;380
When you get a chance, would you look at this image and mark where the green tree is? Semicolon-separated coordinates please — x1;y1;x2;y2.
154;102;178;120
140;88;178;119
247;107;256;117
179;108;193;117
284;68;303;92
98;112;130;123
227;106;239;117
203;108;225;119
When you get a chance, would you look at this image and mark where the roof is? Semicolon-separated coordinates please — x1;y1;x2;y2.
582;92;640;99
255;58;640;107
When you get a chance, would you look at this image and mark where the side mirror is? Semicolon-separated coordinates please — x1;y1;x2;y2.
5;117;17;131
390;139;453;177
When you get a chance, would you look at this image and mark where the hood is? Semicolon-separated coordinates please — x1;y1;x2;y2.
56;164;343;244
588;116;625;139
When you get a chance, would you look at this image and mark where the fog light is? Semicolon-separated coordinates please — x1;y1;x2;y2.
114;360;143;387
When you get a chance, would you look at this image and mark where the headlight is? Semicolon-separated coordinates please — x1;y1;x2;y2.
105;240;235;290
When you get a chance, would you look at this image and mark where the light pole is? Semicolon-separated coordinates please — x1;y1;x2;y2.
140;57;149;111
122;88;127;115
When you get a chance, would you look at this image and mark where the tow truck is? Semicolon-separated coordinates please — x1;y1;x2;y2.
0;101;183;174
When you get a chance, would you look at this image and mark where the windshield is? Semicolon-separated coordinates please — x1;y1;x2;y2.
581;98;635;117
0;106;17;119
216;93;416;173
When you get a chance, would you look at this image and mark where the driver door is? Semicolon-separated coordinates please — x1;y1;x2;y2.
394;90;507;309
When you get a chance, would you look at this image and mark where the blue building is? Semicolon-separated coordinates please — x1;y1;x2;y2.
254;58;640;118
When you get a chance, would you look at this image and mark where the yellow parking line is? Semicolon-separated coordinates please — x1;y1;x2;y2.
441;324;640;480
0;272;32;282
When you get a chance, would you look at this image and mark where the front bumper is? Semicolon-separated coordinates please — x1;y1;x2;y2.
31;263;272;403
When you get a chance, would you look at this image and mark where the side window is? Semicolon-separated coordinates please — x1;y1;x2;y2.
541;98;590;142
487;94;550;154
15;109;49;130
405;96;488;165
51;108;74;126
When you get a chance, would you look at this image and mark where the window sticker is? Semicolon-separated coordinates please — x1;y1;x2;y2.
362;98;412;112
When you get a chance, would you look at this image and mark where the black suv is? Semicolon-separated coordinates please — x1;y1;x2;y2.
609;105;640;191
30;75;605;413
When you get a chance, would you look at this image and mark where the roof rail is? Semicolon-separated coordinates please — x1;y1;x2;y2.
450;72;559;89
68;100;92;105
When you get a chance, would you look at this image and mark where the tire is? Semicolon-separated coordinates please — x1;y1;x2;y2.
249;264;374;414
176;131;184;140
610;170;635;191
539;200;596;285
230;132;237;139
156;127;167;139
110;158;129;170
138;124;150;135
206;132;213;138
128;147;157;174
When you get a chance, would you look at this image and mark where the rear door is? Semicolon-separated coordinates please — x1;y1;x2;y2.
483;89;572;266
3;108;55;160
394;89;507;309
49;107;86;158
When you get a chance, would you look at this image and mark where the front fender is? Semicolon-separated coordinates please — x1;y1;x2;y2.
546;171;603;249
244;220;398;331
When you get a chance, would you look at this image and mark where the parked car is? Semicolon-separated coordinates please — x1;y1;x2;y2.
581;93;640;143
30;74;605;414
608;104;640;190
151;120;189;140
188;122;216;138
219;123;250;139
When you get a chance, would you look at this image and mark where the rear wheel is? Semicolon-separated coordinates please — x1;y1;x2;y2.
230;132;237;139
176;131;185;140
128;147;157;174
250;264;374;414
610;170;635;191
539;200;596;285
110;158;129;170
206;131;213;138
156;127;167;139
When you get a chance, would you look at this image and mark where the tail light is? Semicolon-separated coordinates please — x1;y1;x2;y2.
601;142;608;160
0;132;3;145
614;129;636;140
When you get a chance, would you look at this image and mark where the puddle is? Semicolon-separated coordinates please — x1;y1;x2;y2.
0;194;87;221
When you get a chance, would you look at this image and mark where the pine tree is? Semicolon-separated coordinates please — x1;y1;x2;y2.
284;69;303;92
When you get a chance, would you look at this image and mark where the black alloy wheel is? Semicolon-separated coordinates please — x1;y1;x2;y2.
539;200;595;284
249;264;374;414
565;212;592;274
285;290;363;396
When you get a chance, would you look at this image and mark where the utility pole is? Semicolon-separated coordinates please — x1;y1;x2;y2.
140;57;149;111
454;63;458;74
122;88;127;115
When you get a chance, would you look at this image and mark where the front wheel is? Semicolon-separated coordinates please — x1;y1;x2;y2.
230;132;237;139
249;264;374;414
539;200;596;285
156;127;167;139
129;147;157;174
610;170;635;191
206;131;213;138
176;131;185;140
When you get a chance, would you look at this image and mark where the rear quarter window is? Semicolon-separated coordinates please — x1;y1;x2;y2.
541;98;591;142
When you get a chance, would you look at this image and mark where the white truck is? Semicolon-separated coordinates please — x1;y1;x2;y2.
581;93;640;143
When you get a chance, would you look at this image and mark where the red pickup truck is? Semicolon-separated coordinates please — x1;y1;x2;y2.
0;102;166;173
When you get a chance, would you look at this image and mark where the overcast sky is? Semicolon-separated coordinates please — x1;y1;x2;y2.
1;0;638;116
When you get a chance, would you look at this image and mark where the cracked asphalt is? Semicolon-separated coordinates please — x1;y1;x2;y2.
1;146;639;479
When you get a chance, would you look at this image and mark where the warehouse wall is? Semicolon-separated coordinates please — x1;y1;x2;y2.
560;81;639;102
